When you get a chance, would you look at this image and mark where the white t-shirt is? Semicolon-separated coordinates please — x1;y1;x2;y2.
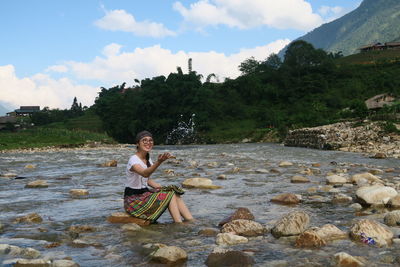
125;154;153;189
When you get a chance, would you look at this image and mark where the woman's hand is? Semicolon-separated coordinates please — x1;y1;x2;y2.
157;152;175;163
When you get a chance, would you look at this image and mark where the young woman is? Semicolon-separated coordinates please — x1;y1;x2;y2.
124;130;193;223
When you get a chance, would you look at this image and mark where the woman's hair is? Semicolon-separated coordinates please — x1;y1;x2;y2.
135;130;153;167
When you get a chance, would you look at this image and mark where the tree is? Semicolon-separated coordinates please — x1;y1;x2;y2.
263;53;282;70
238;57;260;75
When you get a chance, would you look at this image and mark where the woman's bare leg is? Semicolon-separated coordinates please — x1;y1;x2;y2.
176;196;193;221
168;195;182;223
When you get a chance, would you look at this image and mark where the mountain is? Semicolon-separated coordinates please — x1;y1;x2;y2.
285;0;400;56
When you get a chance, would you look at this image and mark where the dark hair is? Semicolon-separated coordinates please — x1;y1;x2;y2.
135;130;153;144
135;130;153;167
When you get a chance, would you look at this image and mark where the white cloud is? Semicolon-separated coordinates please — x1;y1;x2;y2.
46;64;68;73
0;65;99;109
65;39;290;85
318;5;345;22
94;9;176;38
173;0;323;31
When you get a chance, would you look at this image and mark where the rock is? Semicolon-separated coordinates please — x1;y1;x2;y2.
25;180;49;188
326;175;348;185
52;260;80;267
100;160;117;167
218;207;255;226
384;210;400;226
68;225;96;233
14;259;52;267
312;163;321;167
334;252;365;267
216;233;248;245
387;194;400;208
21;248;41;258
25;164;36;169
349;219;393;247
14;213;43;224
182;178;222;189
372;153;387;159
205;250;254;267
164;169;175;176
295;224;347;248
69;189;89;196
221;219;265;237
291;175;310;183
255;169;269;174
1;172;18;178
271;211;310;238
207;162;219;167
295;229;326;248
351;173;383;184
121;223;142;231
217;174;227;180
349;203;363;211
279;161;293;167
368;169;384;175
356;185;398;206
270;193;300;205
150;244;187;264
107;212;150;226
198;228;219;236
71;239;102;248
332;194;353;204
270;168;281;174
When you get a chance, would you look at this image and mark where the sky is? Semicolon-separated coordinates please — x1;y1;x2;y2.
0;0;361;113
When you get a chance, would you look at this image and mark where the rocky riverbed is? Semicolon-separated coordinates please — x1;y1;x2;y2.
1;143;400;266
284;120;400;159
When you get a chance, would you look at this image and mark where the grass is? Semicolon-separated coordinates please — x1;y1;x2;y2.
0;127;115;150
201;119;279;143
336;50;400;65
46;111;105;132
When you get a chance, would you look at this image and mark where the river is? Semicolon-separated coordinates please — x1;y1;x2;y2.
1;143;400;266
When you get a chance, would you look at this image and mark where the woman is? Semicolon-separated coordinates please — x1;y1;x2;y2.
124;130;194;223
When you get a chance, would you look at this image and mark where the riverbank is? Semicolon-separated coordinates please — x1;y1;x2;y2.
284;120;400;159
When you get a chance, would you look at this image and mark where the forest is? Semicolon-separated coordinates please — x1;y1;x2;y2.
29;41;400;145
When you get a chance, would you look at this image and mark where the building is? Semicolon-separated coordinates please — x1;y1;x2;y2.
359;42;400;52
7;106;40;116
0;116;17;130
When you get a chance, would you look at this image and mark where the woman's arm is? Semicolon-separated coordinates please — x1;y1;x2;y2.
148;179;162;189
130;152;175;178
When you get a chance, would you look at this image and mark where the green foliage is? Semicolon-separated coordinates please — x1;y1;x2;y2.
382;121;400;134
93;42;400;144
0;127;114;150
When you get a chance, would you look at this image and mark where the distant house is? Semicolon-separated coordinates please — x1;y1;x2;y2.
359;42;400;52
0;116;17;130
365;93;396;110
7;106;40;116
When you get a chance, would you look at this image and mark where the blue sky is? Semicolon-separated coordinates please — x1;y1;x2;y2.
0;0;361;113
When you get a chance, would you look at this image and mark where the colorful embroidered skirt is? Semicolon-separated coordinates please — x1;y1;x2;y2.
124;190;175;223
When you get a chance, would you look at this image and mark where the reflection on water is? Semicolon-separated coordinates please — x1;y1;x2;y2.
1;143;400;266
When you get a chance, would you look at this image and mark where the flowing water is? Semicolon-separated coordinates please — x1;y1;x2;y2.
1;143;400;266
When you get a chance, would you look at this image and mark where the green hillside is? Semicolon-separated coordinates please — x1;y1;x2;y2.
292;0;400;55
336;49;400;65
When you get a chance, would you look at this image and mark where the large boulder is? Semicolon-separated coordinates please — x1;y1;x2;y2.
387;194;400;208
384;210;400;226
218;207;255;226
349;219;393;247
182;178;222;189
69;189;89;196
205;250;254;267
271;211;310;238
107;212;150;226
295;224;347;248
356;185;397;206
270;193;300;205
216;233;248;246
221;219;265;237
150;244;187;264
